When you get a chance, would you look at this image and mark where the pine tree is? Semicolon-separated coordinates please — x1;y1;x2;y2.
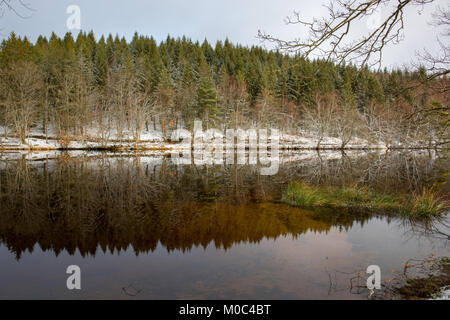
339;68;356;107
196;61;221;128
94;36;108;86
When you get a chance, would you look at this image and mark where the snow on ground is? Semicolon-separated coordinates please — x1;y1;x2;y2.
0;125;438;151
429;286;450;300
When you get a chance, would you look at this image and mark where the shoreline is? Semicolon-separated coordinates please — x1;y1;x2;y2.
0;145;445;151
1;124;446;151
0;139;446;152
0;131;446;152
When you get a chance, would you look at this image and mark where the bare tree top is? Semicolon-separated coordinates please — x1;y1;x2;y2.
258;0;448;78
0;0;34;19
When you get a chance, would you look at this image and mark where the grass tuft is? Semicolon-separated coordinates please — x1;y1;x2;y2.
282;182;449;218
410;188;449;217
282;182;328;207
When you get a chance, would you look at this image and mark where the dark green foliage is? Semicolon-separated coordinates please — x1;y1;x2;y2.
196;63;221;127
0;31;441;132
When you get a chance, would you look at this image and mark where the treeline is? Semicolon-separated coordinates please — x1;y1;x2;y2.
0;31;448;146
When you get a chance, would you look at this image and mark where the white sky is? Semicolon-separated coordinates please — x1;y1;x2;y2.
0;0;447;69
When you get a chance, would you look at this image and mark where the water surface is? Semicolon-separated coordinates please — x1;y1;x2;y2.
0;150;448;299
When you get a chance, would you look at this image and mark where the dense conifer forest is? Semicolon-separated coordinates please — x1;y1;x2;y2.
0;31;448;148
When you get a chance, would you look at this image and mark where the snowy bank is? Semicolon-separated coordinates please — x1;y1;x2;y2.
0;125;440;151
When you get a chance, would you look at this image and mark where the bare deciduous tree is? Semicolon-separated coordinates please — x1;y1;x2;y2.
0;0;34;19
0;61;43;144
333;101;362;149
302;93;336;149
258;0;448;78
416;4;450;79
219;73;249;129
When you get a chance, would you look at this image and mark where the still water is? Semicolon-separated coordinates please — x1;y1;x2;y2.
0;150;448;299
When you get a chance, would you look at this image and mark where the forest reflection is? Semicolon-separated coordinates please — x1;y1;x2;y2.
0;150;447;259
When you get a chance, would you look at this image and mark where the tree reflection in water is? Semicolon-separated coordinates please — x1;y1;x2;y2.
0;150;447;260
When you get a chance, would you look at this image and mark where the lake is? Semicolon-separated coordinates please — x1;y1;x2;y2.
0;150;448;299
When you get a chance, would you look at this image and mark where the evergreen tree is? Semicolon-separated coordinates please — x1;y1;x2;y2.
94;36;108;86
196;61;221;128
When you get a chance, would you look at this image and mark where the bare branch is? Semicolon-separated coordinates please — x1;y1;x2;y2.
0;0;34;19
258;0;446;75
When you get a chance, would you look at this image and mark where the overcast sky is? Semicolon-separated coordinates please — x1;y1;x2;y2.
0;0;446;69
